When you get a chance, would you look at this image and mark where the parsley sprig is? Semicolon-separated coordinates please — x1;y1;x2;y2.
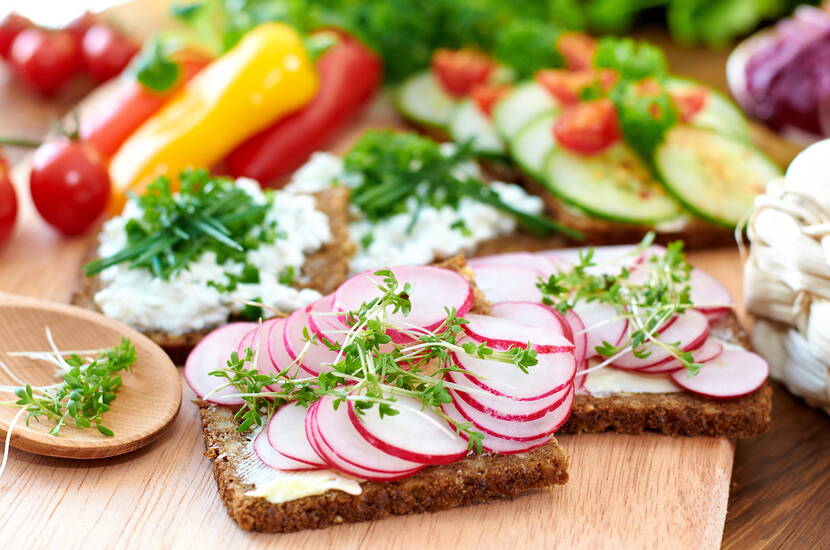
537;234;703;374
209;269;539;452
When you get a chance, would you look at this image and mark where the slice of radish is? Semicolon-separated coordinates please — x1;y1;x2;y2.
451;386;574;441
348;397;468;465
253;430;319;472
461;313;574;353
267;403;326;468
468;252;562;276
442;400;551;455
305;402;420;481
572;301;627;358
490;301;574;343
184;322;255;406
611;309;710;370
333;266;473;341
564;310;589;390
703;309;728;324
283;307;338;376
446;370;571;420
313;395;423;474
637;338;724;374
472;265;543;303
307;294;348;345
237;319;282;377
690;268;733;314
266;317;296;376
453;335;575;400
670;349;769;398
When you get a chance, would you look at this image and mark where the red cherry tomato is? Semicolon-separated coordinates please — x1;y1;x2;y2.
671;88;708;123
0;13;32;59
81;24;138;82
470;83;511;117
554;98;621;155
0;154;17;247
557;32;597;71
65;12;96;42
30;140;110;236
431;48;494;98
536;69;617;105
10;28;81;95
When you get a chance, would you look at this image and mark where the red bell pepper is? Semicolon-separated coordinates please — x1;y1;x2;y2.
225;30;382;186
80;50;211;159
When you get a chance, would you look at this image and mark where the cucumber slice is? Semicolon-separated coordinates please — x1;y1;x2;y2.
395;71;457;130
654;125;780;227
448;99;505;156
492;82;558;141
510;113;557;180
667;77;751;143
543;144;683;225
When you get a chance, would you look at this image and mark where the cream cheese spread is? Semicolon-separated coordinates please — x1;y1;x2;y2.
93;178;330;334
584;365;681;397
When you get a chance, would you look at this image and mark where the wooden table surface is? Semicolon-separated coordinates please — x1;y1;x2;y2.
0;18;827;549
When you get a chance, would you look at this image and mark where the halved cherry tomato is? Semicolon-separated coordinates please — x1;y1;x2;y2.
671;88;708;123
470;83;511;117
431;48;494;98
536;68;617;105
634;77;662;97
0;13;32;59
0;152;17;247
9;28;81;95
557;32;597;71
82;24;139;82
81;50;211;158
554;98;621;155
30;139;110;235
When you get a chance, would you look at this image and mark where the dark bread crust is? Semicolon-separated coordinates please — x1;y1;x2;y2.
200;404;568;533
561;313;772;438
71;188;354;365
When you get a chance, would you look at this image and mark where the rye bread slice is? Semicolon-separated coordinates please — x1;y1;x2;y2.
72;187;354;365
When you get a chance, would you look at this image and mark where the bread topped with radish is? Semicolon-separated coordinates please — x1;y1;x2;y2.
468;240;772;438
188;257;571;532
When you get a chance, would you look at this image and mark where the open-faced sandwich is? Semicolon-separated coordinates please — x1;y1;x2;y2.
395;35;781;246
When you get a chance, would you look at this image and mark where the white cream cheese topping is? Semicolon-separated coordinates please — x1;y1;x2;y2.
285;152;545;274
584;366;681;397
93;178;331;334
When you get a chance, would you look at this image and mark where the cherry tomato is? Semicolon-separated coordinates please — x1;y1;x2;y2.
536;69;617;105
554;98;621;155
671;88;708;123
30;140;110;236
10;28;81;95
0;13;32;59
557;32;597;71
65;12;96;42
431;48;494;98
0;153;17;247
81;24;138;82
470;83;511;117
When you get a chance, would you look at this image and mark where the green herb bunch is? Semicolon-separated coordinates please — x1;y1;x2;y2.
210;269;539;452
537;234;702;374
7;338;137;437
84;169;279;280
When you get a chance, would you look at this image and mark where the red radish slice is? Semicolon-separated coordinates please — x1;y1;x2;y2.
333;266;473;341
611;309;710;370
237;319;282;377
670;349;769;398
442;400;551;455
462;313;574;353
637;338;724;374
348;397;468;465
490;301;574;344
253;430;319;472
305;402;421;481
468;252;562;276
283;307;338;376
184;322;255;406
307;294;348;344
703;309;728;324
451;386;574;441
267;403;326;468
690;268;733;313
266;318;295;375
472;265;543;303
313;395;423;473
453;336;575;400
447;370;571;420
572;301;627;358
564;310;589;390
541;245;665;275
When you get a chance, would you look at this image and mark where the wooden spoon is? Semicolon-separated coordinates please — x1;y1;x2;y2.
0;292;181;459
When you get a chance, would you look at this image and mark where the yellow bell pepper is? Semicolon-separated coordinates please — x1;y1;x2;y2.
108;22;319;211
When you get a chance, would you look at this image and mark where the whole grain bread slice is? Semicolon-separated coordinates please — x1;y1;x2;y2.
72;187;354;365
197;255;568;533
